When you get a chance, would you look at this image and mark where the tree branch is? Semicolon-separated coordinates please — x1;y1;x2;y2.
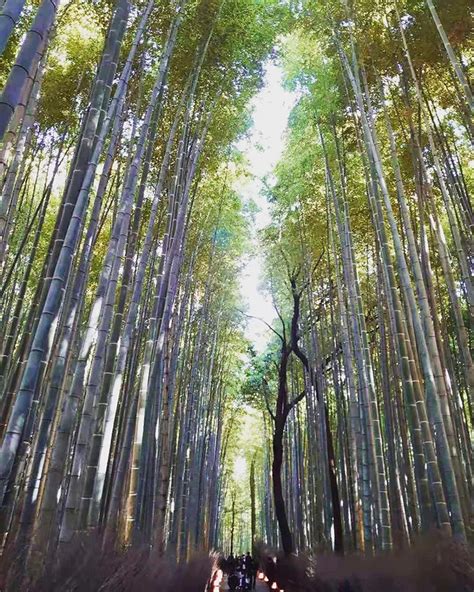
287;389;306;412
269;273;287;344
262;378;276;422
238;309;284;343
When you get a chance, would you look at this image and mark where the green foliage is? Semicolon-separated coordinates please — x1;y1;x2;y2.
31;0;112;133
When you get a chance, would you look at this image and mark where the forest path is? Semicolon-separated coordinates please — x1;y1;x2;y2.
220;578;268;591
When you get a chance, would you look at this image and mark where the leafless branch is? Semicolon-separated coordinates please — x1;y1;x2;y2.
269;274;287;343
237;309;284;343
298;249;325;295
279;246;292;281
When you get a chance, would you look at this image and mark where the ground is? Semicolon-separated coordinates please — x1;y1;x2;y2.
220;577;268;591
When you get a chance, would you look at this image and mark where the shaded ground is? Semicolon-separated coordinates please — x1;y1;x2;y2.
3;533;473;591
220;577;267;590
254;536;474;592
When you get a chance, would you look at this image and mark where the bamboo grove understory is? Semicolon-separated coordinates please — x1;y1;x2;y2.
0;0;472;584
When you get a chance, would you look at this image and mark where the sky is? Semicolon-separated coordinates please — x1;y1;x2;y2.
235;62;296;352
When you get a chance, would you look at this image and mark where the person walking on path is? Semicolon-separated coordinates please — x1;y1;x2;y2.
265;556;277;590
226;553;236;575
250;555;258;589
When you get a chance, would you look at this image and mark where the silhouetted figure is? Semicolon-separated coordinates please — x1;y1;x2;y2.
217;555;226;572
228;572;239;590
241;569;251;590
265;556;277;589
338;578;362;592
250;556;257;589
226;553;236;574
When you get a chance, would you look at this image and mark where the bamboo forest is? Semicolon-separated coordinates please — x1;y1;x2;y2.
0;0;472;589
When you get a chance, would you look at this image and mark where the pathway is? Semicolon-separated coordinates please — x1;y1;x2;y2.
219;578;268;591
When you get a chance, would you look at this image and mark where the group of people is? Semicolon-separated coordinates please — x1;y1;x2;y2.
225;552;258;590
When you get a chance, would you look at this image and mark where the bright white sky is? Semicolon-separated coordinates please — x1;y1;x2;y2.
235;62;296;352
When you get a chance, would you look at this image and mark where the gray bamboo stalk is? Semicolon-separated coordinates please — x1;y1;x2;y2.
320;125;377;549
424;0;473;112
58;29;179;540
427;205;474;405
339;39;395;550
0;0;59;139
0;45;46;268
132;101;209;538
0;0;26;54
0;0;129;506
378;77;467;537
30;113;125;557
83;99;182;529
396;13;474;315
35;0;129;323
128;119;188;540
328;210;363;548
140;130;203;543
366;144;434;533
339;40;465;537
102;246;160;540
